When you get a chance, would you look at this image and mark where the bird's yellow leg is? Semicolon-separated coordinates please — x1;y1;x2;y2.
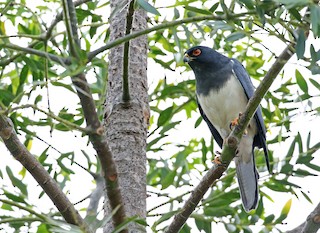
229;112;248;135
212;151;222;165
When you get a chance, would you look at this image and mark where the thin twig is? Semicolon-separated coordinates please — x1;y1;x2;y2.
87;10;260;60
3;104;90;133
1;43;68;65
0;199;47;220
0;112;93;233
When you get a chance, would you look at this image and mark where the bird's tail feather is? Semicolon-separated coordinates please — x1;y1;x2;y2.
235;151;259;212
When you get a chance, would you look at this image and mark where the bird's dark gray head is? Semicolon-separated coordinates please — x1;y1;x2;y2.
183;46;230;70
183;46;233;94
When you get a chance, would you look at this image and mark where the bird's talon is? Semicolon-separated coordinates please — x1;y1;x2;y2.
212;156;222;165
230;112;244;130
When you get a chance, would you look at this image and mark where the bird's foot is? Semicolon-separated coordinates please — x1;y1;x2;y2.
229;112;248;135
212;155;222;165
229;112;242;130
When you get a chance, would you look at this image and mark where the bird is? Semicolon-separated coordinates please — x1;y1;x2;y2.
183;45;269;212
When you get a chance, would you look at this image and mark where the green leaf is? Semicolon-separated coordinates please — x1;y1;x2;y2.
310;45;320;63
152;211;177;228
136;0;160;16
173;8;180;19
194;116;202;128
301;190;313;204
310;4;320;36
157;105;174;127
209;3;219;13
38;147;49;164
295;69;308;93
194;217;212;232
295;29;305;59
239;0;255;10
19;65;29;86
264;214;275;224
184;6;212;15
275;199;292;223
6;166;28;196
161;169;176;189
225;32;246;42
294;169;317;177
280;163;293;174
310;78;320;90
3;191;27;204
204;206;234;217
289;8;302;21
305;162;320;172
274;0;309;9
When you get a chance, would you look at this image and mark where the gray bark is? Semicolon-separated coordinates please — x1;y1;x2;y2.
287;202;320;233
103;0;149;232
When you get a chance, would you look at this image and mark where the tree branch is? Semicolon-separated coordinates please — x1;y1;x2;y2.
2;104;90;133
85;175;104;221
122;0;135;103
0;0;91;67
0;199;47;221
0;112;93;233
0;42;68;66
46;0;92;40
287;201;320;233
164;43;295;233
63;0;127;230
87;11;261;61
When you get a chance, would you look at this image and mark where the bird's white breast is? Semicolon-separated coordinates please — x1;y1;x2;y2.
197;74;256;139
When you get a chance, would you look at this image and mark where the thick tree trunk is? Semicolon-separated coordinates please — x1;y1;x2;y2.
103;0;149;232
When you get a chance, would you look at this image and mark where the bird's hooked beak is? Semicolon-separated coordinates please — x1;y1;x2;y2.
183;53;194;63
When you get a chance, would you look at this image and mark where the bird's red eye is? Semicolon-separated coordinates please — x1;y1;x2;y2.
192;49;201;56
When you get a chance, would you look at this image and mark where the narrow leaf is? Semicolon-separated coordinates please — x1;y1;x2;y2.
295;69;308;93
225;32;246;42
275;198;292;223
6;167;28;196
295;29;305;59
136;0;160;16
157;105;174;127
184;6;212;15
310;78;320;90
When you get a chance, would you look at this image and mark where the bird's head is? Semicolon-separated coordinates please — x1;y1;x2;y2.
183;46;212;64
183;46;231;76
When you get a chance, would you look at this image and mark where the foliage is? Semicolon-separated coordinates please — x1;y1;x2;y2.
0;0;319;232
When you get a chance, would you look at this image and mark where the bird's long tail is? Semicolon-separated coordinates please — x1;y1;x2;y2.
235;151;259;212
